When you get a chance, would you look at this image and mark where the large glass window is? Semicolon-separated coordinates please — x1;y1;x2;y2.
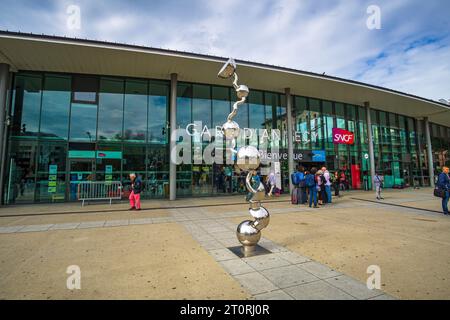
40;75;71;140
5;140;38;204
212;86;230;128
309;99;322;149
148;81;169;144
192;84;211;128
98;78;124;141
36;142;67;202
176;83;192;129
322;101;334;151
124;79;147;142
11;74;42;137
69;102;97;142
248;91;265;147
72;75;98;104
294;97;309;150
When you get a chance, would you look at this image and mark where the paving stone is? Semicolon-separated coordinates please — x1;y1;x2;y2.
261;265;319;289
210;231;236;240
202;226;230;233
285;281;355;300
208;248;239;261
152;217;173;223
298;261;342;279
200;240;224;250
17;224;53;232
0;225;25;233
234;272;279;295
218;238;241;247
325;275;383;300
172;217;190;222
274;251;310;264
243;254;291;271
258;240;289;253
193;234;215;242
77;221;106;229
220;259;255;276
368;294;397;300
49;223;80;230
104;220;129;227
254;290;294;300
129;218;153;225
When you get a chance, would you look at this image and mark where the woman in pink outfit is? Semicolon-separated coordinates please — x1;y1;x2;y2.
128;173;142;211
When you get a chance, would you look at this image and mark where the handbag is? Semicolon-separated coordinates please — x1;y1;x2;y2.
433;188;445;198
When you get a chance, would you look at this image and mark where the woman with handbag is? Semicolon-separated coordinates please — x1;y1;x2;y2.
374;172;384;200
436;166;450;215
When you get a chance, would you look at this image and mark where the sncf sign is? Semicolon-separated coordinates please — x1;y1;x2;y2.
332;128;354;145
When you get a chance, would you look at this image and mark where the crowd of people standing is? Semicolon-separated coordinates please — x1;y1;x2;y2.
291;166;348;208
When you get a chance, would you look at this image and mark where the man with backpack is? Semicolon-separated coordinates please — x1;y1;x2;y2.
305;167;318;208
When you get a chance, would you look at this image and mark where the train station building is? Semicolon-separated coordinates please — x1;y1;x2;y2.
0;31;449;204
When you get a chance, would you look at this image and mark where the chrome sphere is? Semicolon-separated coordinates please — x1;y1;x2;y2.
236;220;261;246
222;120;240;139
236;85;249;99
236;146;260;171
249;206;270;231
250;182;266;201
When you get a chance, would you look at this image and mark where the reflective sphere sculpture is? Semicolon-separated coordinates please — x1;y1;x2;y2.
236;146;261;171
236;85;249;99
249;206;270;231
217;57;270;257
236;220;261;247
222;120;240;140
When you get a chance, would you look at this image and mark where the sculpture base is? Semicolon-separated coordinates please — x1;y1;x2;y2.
228;245;272;258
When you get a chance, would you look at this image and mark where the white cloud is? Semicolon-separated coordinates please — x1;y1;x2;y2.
0;0;449;101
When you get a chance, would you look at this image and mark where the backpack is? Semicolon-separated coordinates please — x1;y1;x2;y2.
305;174;315;187
291;173;300;186
298;172;306;188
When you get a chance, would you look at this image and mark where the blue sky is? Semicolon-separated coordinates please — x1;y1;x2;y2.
0;0;449;101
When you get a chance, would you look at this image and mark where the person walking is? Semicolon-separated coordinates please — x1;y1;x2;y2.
316;169;325;205
340;171;348;191
268;171;276;197
306;167;318;208
374;172;384;200
436;166;450;215
128;173;142;211
322;166;332;204
334;171;341;197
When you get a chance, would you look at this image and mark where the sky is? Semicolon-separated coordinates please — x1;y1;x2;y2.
0;0;449;102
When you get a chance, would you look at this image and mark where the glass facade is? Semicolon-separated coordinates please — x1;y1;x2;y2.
2;71;450;204
5;72;170;203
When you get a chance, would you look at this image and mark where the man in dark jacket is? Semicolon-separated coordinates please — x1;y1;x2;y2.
129;173;142;211
437;166;450;215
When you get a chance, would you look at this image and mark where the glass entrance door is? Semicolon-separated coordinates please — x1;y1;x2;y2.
68;159;95;201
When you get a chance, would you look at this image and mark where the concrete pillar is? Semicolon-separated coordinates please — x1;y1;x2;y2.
285;88;294;193
424;117;435;187
415;118;425;186
0;64;10;205
364;102;376;190
169;73;177;200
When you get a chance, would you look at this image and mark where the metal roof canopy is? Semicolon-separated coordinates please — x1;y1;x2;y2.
0;31;449;127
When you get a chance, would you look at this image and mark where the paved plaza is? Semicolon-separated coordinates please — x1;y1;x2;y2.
0;188;449;300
